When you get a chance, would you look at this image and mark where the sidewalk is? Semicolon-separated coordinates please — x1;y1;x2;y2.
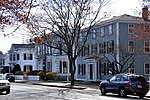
14;80;87;90
14;80;150;98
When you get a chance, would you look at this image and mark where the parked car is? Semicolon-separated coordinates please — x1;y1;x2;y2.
0;74;10;94
4;73;15;82
99;73;149;98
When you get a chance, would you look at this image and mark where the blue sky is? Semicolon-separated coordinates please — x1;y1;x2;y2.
0;0;142;54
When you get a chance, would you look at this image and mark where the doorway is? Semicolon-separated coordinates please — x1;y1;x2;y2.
90;64;93;79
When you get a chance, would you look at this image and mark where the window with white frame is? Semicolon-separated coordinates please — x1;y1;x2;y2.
78;64;86;75
128;24;134;34
108;25;112;35
128;62;135;74
128;40;135;53
24;53;33;60
144;41;150;53
59;61;68;74
100;27;104;37
144;63;150;75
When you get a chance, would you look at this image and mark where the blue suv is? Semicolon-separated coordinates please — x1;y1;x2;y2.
99;73;149;98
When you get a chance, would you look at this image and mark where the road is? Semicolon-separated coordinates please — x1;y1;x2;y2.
0;83;149;100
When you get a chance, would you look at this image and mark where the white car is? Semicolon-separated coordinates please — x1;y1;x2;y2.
0;74;10;94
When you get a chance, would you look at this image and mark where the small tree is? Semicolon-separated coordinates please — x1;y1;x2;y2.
101;41;135;74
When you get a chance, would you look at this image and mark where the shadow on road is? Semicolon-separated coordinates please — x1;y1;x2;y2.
100;93;150;100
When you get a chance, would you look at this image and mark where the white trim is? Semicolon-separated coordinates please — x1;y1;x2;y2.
116;22;120;71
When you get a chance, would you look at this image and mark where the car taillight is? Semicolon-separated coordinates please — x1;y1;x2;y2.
127;82;132;86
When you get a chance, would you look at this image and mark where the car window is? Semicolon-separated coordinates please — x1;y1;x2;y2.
0;75;4;80
116;75;122;81
130;76;147;82
122;76;128;81
110;76;116;81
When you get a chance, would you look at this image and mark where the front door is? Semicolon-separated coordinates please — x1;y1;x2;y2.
90;64;93;79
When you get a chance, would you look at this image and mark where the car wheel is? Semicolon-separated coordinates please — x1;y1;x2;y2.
139;94;146;98
6;89;10;94
101;87;106;95
119;88;126;97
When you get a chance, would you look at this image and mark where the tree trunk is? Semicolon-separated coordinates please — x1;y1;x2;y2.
69;58;76;86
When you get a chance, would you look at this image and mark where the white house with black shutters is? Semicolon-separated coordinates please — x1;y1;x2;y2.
7;44;42;72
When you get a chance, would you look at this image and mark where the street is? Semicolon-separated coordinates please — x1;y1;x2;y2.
0;83;150;100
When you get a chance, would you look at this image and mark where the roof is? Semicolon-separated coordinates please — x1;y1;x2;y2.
11;44;35;49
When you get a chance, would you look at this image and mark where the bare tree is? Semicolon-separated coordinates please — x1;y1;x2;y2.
25;0;111;86
101;41;135;74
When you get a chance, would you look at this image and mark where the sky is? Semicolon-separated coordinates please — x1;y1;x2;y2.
0;0;142;54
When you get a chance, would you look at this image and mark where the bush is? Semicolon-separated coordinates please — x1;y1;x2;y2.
11;64;21;75
46;72;57;80
26;70;40;76
37;71;45;80
15;71;24;75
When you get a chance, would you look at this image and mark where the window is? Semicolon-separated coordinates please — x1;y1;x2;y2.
17;54;19;60
24;65;32;72
24;53;33;60
107;40;114;53
63;61;67;73
128;24;134;34
108;25;112;35
128;41;135;53
59;61;68;74
128;62;135;74
144;41;150;53
144;63;150;75
78;64;86;75
13;54;15;61
9;54;12;61
100;27;104;37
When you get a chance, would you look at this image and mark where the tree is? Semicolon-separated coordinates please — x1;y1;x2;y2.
101;41;135;74
26;0;111;86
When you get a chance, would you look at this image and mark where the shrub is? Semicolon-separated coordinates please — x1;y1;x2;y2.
37;71;45;80
26;70;40;76
11;64;21;75
15;71;24;75
46;72;57;80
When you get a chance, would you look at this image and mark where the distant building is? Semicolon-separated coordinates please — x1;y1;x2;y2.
7;44;42;72
0;51;5;72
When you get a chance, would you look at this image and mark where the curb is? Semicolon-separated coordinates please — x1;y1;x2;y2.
32;83;86;90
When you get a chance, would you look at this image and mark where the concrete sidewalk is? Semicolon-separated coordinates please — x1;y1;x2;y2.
14;80;86;89
14;80;150;98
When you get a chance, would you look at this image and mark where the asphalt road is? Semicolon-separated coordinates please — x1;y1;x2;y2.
0;83;149;100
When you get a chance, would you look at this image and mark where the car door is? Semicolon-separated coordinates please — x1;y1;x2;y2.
113;75;122;92
105;75;117;92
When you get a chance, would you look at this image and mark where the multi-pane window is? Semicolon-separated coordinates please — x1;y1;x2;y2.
13;54;15;61
128;24;134;34
63;61;67;73
107;40;114;53
91;44;94;55
78;64;86;75
128;41;135;53
59;61;68;74
24;53;33;60
144;63;150;75
144;41;150;53
128;62;135;74
108;25;112;35
99;43;103;54
100;27;104;37
17;54;19;60
9;54;12;61
94;43;97;55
